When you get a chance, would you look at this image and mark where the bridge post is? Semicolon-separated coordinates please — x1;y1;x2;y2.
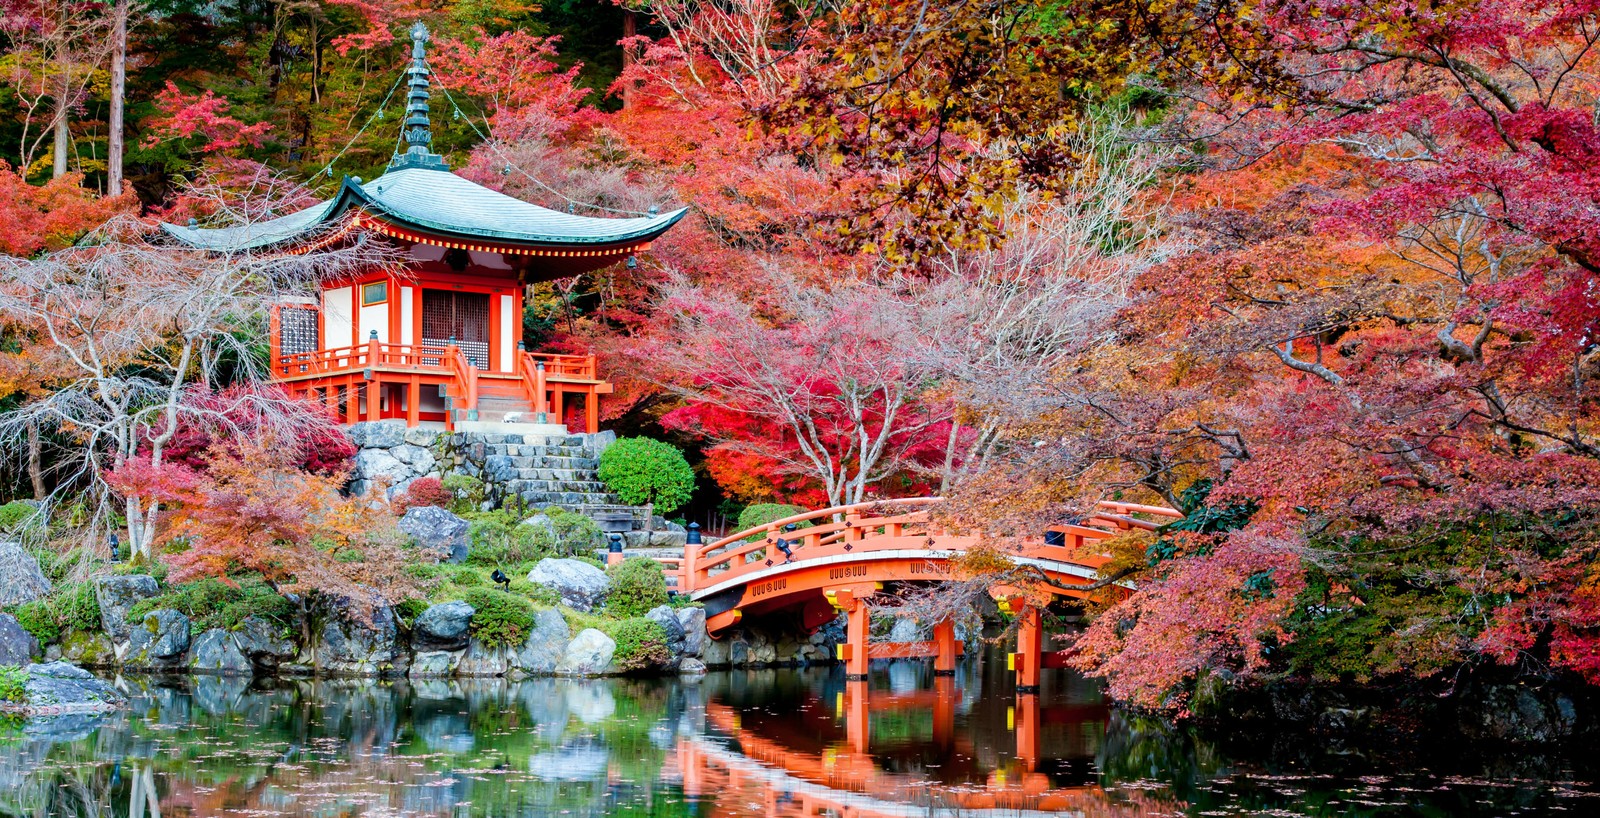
933;619;958;675
1014;604;1043;693
827;585;878;680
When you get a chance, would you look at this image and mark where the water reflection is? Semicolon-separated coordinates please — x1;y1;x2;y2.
5;660;1598;817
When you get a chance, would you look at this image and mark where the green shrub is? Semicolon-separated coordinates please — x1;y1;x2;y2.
11;600;58;645
608;618;671;672
442;474;486;513
736;503;812;541
0;502;38;535
128;577;295;634
55;583;100;634
605;557;669;618
541;506;605;554
0;666;25;703
460;586;537;648
465;509;557;566
597;438;695;514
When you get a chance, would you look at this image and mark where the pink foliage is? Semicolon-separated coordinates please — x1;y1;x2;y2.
143;82;271;153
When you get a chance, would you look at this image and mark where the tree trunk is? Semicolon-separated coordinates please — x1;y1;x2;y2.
27;423;45;500
53;33;70;179
622;10;637;110
106;0;127;193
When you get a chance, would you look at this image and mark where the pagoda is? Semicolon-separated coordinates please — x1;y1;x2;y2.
164;22;685;435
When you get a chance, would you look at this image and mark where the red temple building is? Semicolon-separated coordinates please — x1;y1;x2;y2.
163;23;684;435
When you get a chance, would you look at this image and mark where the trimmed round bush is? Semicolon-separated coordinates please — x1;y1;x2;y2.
736;503;812;541
608;617;671;672
597;437;695;514
460;586;537;648
605;557;668;618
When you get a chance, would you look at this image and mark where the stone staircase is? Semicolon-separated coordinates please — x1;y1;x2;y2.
475;433;620;507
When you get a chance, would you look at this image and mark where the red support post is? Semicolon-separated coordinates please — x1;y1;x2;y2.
934;619;958;675
1014;604;1042;693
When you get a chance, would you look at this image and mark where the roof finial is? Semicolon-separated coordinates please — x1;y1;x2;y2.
389;21;449;171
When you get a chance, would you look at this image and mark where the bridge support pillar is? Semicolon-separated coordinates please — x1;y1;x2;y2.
933;619;958;675
1014;604;1042;693
828;585;878;680
844;597;871;679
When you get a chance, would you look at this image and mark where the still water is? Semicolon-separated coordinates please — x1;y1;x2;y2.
5;658;1598;817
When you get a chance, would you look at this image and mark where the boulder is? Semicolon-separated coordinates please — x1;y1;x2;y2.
0;613;38;666
409;650;463;678
678;658;708;676
554;628;616;676
315;603;400;676
675;607;707;658
398;507;471;564
234;616;296;671
403;426;439;447
189;629;251;676
58;631;113;667
513;609;571;675
348;420;406;449
702;635;729;666
456;639;513;676
527;559;609;612
646;605;687;659
125;609;190;667
0;541;50;607
353;449;412;490
18;662;125;713
94;574;159;641
390;444;436;474
412;601;474;651
889;618;921;644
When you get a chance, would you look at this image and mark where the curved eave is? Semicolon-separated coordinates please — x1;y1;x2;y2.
160;173;689;255
338;173;690;248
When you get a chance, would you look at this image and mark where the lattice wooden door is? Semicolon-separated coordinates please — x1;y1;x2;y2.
421;290;491;368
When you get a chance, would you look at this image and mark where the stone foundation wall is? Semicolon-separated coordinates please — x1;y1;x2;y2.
346;422;620;508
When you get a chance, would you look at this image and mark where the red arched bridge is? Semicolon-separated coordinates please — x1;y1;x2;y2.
638;498;1183;689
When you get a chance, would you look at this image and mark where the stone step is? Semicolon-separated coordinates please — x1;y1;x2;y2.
504;479;610;493
515;491;619;506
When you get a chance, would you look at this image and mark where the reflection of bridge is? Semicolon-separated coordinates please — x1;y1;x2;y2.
645;498;1182;689
675;683;1105;817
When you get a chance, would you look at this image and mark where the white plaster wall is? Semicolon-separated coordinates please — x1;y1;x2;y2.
399;286;415;344
498;294;515;372
360;302;389;343
323;286;354;349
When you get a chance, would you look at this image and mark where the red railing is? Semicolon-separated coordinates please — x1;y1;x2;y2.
444;345;479;424
517;350;550;420
662;497;1181;596
523;351;598;380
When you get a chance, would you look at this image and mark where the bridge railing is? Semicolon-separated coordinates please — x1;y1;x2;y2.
659;497;1181;596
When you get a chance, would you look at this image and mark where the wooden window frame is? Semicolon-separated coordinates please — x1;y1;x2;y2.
361;281;389;306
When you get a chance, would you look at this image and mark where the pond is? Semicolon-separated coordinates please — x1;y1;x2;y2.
5;657;1598;817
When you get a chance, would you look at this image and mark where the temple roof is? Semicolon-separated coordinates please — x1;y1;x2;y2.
159;169;688;253
161;21;685;259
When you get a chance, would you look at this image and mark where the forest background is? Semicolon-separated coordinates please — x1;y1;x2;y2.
4;0;1600;714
